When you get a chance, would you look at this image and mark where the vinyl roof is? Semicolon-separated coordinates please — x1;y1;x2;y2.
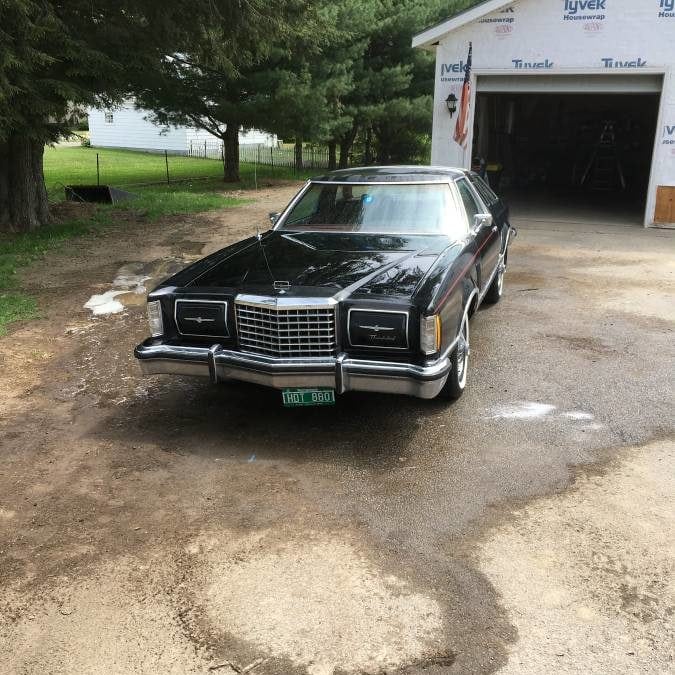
310;166;466;183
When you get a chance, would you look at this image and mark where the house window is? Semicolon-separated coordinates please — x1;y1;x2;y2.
104;112;114;124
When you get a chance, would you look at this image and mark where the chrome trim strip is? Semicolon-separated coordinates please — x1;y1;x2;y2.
276;230;457;238
335;352;347;394
174;299;229;339
235;294;338;310
272;180;313;230
347;308;410;351
280;233;317;250
307;180;454;185
208;343;222;384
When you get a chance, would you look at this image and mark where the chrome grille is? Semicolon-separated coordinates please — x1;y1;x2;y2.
235;301;337;357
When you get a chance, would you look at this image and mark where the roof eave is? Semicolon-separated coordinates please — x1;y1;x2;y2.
412;0;514;49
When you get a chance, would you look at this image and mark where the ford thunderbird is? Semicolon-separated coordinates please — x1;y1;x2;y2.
135;167;515;405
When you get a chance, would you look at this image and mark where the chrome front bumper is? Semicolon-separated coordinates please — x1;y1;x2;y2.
134;341;450;399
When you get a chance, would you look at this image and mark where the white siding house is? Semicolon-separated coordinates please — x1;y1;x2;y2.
88;101;277;154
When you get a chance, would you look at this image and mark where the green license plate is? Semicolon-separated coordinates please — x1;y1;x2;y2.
282;388;336;407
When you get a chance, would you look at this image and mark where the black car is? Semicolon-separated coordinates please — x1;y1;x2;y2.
135;167;515;405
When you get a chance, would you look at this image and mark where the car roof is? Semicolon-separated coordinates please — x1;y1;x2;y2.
310;166;467;183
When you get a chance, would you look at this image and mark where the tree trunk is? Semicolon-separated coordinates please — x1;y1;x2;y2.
294;138;303;173
338;123;358;169
0;143;8;231
223;123;240;182
0;134;51;233
375;124;390;165
364;127;373;165
338;139;350;169
376;135;388;165
328;141;337;171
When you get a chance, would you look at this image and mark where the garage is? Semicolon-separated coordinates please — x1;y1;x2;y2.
473;75;663;226
413;0;675;228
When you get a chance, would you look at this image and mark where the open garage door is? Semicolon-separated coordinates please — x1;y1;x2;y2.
473;74;663;227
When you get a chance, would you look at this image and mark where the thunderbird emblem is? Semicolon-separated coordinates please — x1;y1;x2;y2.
360;325;395;332
185;316;215;324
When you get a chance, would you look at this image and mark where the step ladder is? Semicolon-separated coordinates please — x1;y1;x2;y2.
580;121;626;192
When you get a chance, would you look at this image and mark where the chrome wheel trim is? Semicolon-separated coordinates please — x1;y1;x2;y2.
456;315;469;389
497;265;504;296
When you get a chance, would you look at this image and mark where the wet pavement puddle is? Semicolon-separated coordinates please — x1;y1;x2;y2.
487;402;604;431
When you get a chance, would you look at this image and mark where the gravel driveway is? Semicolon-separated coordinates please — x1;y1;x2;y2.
1;184;673;674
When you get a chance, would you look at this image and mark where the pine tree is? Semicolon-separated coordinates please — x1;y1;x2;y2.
330;0;464;167
136;1;320;182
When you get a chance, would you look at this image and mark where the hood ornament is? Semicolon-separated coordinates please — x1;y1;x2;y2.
273;281;291;293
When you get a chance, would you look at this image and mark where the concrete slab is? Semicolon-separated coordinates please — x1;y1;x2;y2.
506;189;645;228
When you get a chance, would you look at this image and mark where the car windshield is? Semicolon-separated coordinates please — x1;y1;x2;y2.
279;182;466;237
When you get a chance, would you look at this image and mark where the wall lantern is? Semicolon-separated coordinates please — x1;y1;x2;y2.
445;93;458;117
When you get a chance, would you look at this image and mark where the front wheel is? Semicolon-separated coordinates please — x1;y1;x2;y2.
439;313;469;400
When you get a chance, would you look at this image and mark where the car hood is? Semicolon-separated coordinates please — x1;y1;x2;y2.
180;231;453;298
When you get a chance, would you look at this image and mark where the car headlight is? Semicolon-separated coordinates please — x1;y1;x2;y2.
147;300;164;337
420;315;441;355
348;309;409;350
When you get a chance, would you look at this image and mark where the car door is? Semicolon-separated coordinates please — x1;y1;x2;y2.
456;178;500;294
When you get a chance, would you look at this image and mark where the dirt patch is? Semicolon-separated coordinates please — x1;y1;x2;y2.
49;200;98;221
480;438;675;674
184;530;444;675
0;557;210;674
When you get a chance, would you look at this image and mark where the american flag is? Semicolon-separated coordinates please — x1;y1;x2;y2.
454;42;473;147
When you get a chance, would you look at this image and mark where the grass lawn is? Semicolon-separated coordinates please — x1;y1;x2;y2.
1;146;312;335
45;146;224;194
0;294;39;335
44;146;310;197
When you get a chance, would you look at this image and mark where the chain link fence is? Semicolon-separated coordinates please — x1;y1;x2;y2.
47;147;323;203
188;140;332;170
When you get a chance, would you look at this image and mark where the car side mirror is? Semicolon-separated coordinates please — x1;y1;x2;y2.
472;213;493;235
269;212;281;225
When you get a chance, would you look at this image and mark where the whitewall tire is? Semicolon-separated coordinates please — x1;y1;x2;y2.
439;313;469;400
